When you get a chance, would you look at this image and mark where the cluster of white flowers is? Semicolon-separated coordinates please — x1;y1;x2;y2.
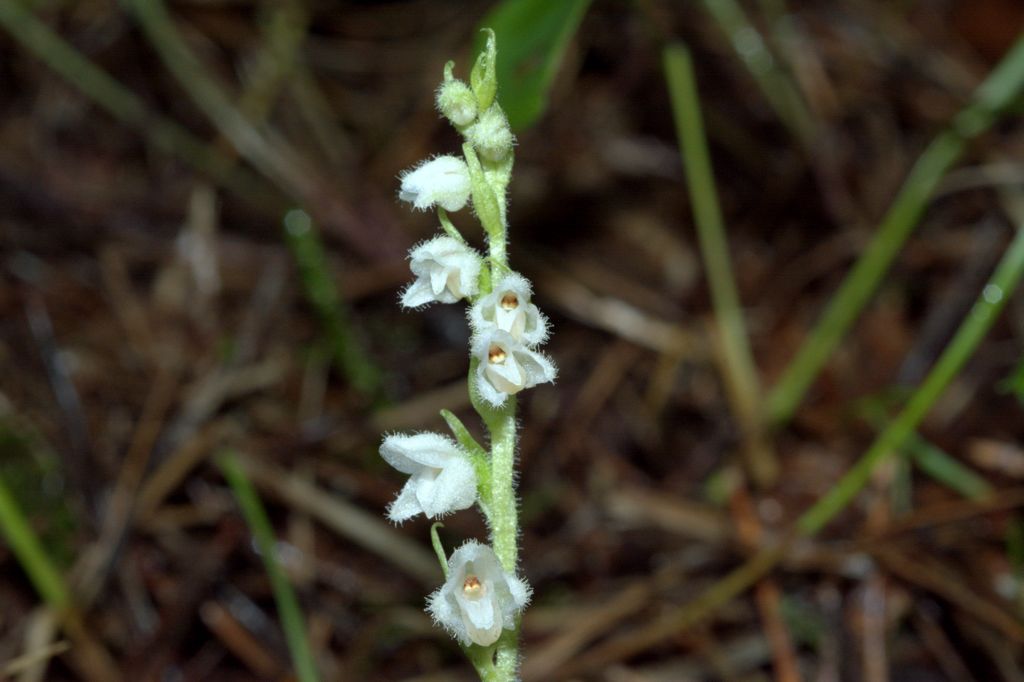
395;237;557;407
378;32;554;655
469;273;554;407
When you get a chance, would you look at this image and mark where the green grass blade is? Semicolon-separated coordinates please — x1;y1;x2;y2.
699;0;814;142
797;221;1024;534
570;210;1024;668
0;2;269;204
906;434;993;501
767;33;1024;426
478;0;591;130
663;42;777;486
283;209;380;396
218;452;320;682
0;476;71;612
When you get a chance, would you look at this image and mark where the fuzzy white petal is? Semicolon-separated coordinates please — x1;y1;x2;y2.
518;348;557;386
507;575;532;612
415;456;476;518
398;156;471;212
381;432;459;471
474;362;509;407
386;482;424;523
460;596;502;646
400;279;436;308
401;236;481;308
379;432;477;522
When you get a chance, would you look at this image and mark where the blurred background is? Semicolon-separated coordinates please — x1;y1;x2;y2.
1;0;1024;680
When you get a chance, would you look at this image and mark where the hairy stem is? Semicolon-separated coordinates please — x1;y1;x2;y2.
488;399;520;681
467;133;519;679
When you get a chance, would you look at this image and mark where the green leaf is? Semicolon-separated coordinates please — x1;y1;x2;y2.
476;0;591;131
440;409;487;459
440;408;491;506
462;142;503;239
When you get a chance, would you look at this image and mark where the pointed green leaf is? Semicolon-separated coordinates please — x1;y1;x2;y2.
470;28;498;111
476;0;591;130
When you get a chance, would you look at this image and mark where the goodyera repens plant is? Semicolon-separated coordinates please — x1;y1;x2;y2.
380;30;555;681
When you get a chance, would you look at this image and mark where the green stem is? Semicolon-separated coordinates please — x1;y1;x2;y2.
486;399;519;682
463;143;507;266
663;43;777;487
766;33;1024;425
464;135;518;679
483;400;519;572
218;452;321;682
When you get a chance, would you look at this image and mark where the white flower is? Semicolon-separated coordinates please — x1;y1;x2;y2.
473;329;556;407
398;155;471;212
379;433;477;523
427;540;530;647
469;272;548;346
401;236;482;308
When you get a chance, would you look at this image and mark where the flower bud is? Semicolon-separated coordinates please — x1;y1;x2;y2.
466;106;514;162
427;540;530;646
437;62;477;127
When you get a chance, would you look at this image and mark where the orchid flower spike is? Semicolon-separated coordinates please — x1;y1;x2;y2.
427;540;530;647
469;272;548;346
401;235;482;308
473;329;556;407
380;433;477;523
399;155;472;212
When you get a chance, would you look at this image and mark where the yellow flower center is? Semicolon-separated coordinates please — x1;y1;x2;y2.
500;293;519;310
488;345;507;364
463;575;483;596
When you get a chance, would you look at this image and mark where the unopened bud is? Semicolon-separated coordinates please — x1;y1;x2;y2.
466;106;514;162
436;62;477;127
